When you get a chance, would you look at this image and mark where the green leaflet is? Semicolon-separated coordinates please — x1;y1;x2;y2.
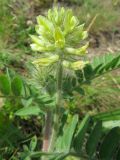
92;54;114;68
74;53;120;84
93;108;120;121
86;121;102;157
73;114;90;154
29;136;37;151
0;74;11;95
15;106;42;116
56;115;78;152
92;54;120;75
11;76;23;96
99;127;120;160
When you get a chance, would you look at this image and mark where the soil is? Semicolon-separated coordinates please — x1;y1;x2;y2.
88;29;120;58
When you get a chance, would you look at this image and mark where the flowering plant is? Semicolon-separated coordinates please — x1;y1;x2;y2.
30;7;89;159
31;7;89;70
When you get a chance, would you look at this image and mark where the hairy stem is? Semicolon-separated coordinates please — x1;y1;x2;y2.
49;56;63;151
42;110;52;152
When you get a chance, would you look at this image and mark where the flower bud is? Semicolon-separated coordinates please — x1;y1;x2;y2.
66;43;89;56
32;55;59;67
54;27;65;48
63;60;89;70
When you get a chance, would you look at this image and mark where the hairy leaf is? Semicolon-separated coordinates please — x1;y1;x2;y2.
0;74;11;95
99;127;120;160
56;115;78;152
73;114;90;154
30;136;37;151
86;121;102;157
11;76;23;96
15;106;42;116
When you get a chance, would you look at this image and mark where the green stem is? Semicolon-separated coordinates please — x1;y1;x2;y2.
49;56;63;151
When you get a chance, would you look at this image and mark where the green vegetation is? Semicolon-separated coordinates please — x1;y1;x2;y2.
0;0;120;159
73;0;120;31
